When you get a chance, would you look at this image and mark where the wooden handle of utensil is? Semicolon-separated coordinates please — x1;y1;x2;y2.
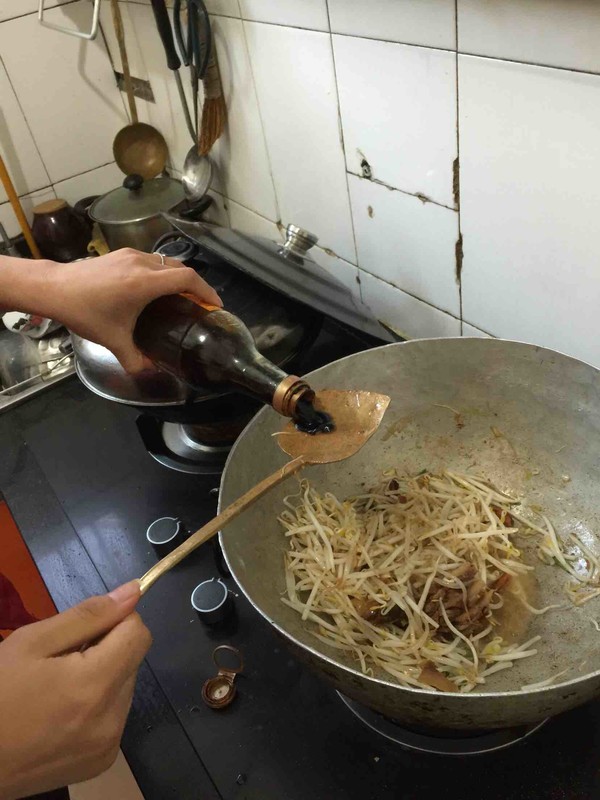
138;455;307;594
111;0;138;123
0;155;41;259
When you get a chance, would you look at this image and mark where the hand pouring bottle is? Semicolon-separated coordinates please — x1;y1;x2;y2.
133;294;329;431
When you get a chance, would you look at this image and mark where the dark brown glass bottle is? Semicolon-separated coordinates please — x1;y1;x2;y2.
133;294;315;419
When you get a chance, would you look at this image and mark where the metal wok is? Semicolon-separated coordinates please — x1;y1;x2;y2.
219;339;600;730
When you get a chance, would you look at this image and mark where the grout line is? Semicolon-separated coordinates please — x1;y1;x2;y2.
357;265;462;323
347;171;458;213
178;12;600;79
454;0;464;335
239;16;282;223
0;0;80;24
0;54;52;191
325;0;360;277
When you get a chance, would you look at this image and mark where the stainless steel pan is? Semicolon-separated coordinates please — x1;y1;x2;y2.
219;339;600;730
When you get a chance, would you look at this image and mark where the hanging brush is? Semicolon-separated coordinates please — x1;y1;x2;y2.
195;0;226;155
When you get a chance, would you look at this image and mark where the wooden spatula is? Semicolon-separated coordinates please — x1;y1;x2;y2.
138;390;390;594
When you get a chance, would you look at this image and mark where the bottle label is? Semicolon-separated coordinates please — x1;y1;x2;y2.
180;292;220;312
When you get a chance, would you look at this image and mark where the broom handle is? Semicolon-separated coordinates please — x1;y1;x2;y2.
0;155;41;259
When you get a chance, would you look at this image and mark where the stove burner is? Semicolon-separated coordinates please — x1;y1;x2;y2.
338;694;547;756
136;416;234;474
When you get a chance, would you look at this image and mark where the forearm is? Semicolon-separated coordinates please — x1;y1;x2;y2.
0;256;57;317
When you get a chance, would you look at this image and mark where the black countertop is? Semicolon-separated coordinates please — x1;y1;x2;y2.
2;378;600;800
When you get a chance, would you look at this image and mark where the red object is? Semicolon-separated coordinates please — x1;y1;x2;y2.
0;572;37;630
0;500;57;638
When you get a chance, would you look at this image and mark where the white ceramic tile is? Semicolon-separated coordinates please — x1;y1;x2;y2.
0;0;71;24
0;60;50;201
459;56;600;368
99;0;147;78
348;174;459;315
359;270;460;340
329;0;456;50
458;0;600;74
0;186;56;239
205;17;278;219
203;190;231;227
311;245;361;299
462;322;492;339
52;162;123;205
205;0;240;16
228;198;280;240
244;22;356;262
0;2;126;184
334;35;457;208
239;0;328;31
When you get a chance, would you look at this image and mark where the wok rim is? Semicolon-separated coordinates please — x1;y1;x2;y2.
219;336;600;700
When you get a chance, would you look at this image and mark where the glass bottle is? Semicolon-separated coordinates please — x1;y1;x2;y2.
133;294;318;422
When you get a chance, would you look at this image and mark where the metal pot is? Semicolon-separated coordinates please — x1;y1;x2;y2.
219;338;600;730
89;174;185;252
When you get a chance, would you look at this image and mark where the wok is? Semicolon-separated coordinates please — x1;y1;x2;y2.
219;339;600;730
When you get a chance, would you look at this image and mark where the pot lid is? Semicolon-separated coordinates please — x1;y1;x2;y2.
163;216;396;343
89;174;185;225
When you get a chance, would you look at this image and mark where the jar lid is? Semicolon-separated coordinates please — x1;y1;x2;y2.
89;174;185;225
33;199;68;215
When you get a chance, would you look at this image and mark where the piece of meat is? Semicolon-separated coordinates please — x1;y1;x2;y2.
419;661;459;693
492;505;514;527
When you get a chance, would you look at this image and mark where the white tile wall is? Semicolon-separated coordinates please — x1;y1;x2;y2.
208;16;278;219
359;271;461;340
243;22;356;262
0;187;57;239
460;55;600;367
0;0;72;24
329;0;456;50
458;0;600;74
334;35;457;208
239;0;328;31
2;0;600;362
348;174;459;315
0;2;126;184
0;59;50;201
53;163;124;205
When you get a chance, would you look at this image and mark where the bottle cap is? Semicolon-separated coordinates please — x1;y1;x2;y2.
202;645;243;709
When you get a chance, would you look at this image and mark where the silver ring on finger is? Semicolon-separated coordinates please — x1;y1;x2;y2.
157;252;166;267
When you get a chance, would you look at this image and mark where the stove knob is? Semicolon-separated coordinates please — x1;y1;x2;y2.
191;578;233;625
146;516;183;555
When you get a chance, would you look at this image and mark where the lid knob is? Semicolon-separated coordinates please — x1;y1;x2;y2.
123;173;144;192
281;224;318;259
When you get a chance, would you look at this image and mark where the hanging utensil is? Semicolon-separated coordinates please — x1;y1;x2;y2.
173;0;213;200
150;0;196;142
137;390;390;593
38;0;101;40
111;0;168;180
0;154;41;259
197;5;226;156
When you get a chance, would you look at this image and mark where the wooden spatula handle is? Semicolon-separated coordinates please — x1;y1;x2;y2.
0;155;41;258
138;455;307;594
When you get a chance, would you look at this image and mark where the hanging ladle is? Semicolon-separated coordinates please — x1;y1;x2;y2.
138;390;390;594
111;0;168;179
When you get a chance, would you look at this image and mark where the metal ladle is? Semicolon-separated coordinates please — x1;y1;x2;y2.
149;0;212;201
111;0;168;179
138;390;391;593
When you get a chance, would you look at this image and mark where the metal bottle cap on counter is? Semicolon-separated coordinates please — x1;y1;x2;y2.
191;578;232;625
202;645;243;709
